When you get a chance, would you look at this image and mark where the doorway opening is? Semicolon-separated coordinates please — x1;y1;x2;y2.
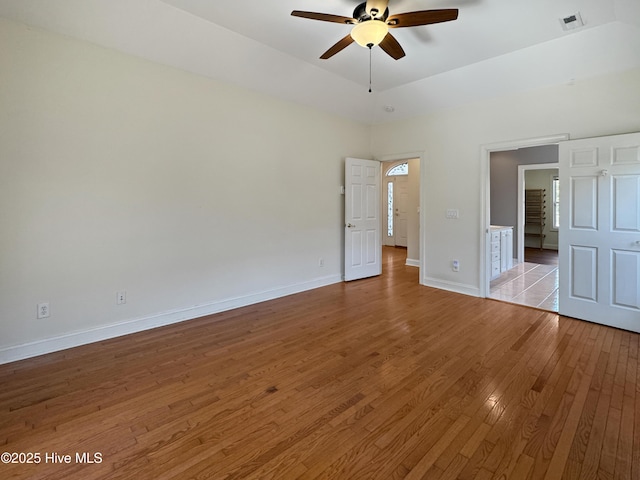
481;134;568;311
489;162;561;311
344;154;421;283
380;158;420;269
384;161;409;248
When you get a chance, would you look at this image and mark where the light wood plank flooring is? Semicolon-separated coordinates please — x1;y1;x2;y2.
1;247;638;479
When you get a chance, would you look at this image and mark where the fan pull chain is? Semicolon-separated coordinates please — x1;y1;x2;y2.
368;45;373;93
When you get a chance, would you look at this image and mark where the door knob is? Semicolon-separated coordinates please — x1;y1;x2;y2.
346;223;355;228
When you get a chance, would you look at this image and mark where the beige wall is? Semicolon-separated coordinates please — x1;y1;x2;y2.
0;19;370;360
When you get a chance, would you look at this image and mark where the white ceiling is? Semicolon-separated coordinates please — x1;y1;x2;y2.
1;0;639;124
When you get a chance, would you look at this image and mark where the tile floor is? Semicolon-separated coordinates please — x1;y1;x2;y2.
489;262;559;312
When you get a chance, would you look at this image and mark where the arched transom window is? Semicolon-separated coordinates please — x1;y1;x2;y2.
386;162;408;176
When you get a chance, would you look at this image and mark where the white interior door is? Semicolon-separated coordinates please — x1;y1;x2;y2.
345;157;382;281
559;132;640;332
384;178;394;246
395;175;409;247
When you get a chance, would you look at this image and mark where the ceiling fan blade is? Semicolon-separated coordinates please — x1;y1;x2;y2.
387;9;458;28
320;34;355;59
379;32;405;60
291;11;355;25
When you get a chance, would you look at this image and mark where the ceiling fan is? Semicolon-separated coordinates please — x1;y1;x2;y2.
291;0;459;60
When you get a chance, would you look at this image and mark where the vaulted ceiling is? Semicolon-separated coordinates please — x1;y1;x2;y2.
1;0;639;123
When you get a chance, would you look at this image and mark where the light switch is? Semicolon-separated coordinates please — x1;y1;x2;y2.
446;209;459;219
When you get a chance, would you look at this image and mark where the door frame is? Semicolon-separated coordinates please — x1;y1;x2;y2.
517;163;560;263
382;160;410;247
376;151;425;276
480;134;569;298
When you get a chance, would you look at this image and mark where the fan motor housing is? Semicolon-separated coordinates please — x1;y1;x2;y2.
353;2;389;22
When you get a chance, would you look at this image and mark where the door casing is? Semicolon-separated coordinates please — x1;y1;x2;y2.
517;163;559;263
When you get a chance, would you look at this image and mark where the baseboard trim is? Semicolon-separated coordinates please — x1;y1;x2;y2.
0;274;342;365
405;258;419;267
421;276;480;298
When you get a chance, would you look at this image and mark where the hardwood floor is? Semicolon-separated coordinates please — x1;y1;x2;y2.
1;247;639;480
524;248;558;266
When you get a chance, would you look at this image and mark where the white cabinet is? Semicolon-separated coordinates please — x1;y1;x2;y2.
490;226;513;280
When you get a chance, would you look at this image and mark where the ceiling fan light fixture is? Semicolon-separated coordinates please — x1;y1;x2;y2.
351;20;389;48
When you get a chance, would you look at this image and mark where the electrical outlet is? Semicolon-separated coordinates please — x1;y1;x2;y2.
37;302;50;319
318;257;325;267
116;291;126;305
452;260;460;272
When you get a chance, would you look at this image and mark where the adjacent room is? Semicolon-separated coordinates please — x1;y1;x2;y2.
1;1;640;479
488;146;560;311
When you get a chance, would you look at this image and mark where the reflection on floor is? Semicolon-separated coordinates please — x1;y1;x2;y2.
489;260;559;312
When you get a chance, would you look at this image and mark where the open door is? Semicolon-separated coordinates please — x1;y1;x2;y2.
394;175;409;247
345;157;382;281
384;175;408;247
559;132;640;332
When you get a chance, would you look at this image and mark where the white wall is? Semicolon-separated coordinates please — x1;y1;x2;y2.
407;158;420;265
371;68;640;296
3;15;640;363
0;19;370;362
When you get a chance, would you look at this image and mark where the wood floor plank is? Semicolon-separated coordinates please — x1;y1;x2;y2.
403;414;470;479
457;439;495;480
580;390;613;478
1;247;639;479
437;452;468;480
614;393;635;480
633;354;640;480
543;324;606;480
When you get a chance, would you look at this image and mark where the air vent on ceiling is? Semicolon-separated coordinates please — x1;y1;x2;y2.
559;12;585;31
